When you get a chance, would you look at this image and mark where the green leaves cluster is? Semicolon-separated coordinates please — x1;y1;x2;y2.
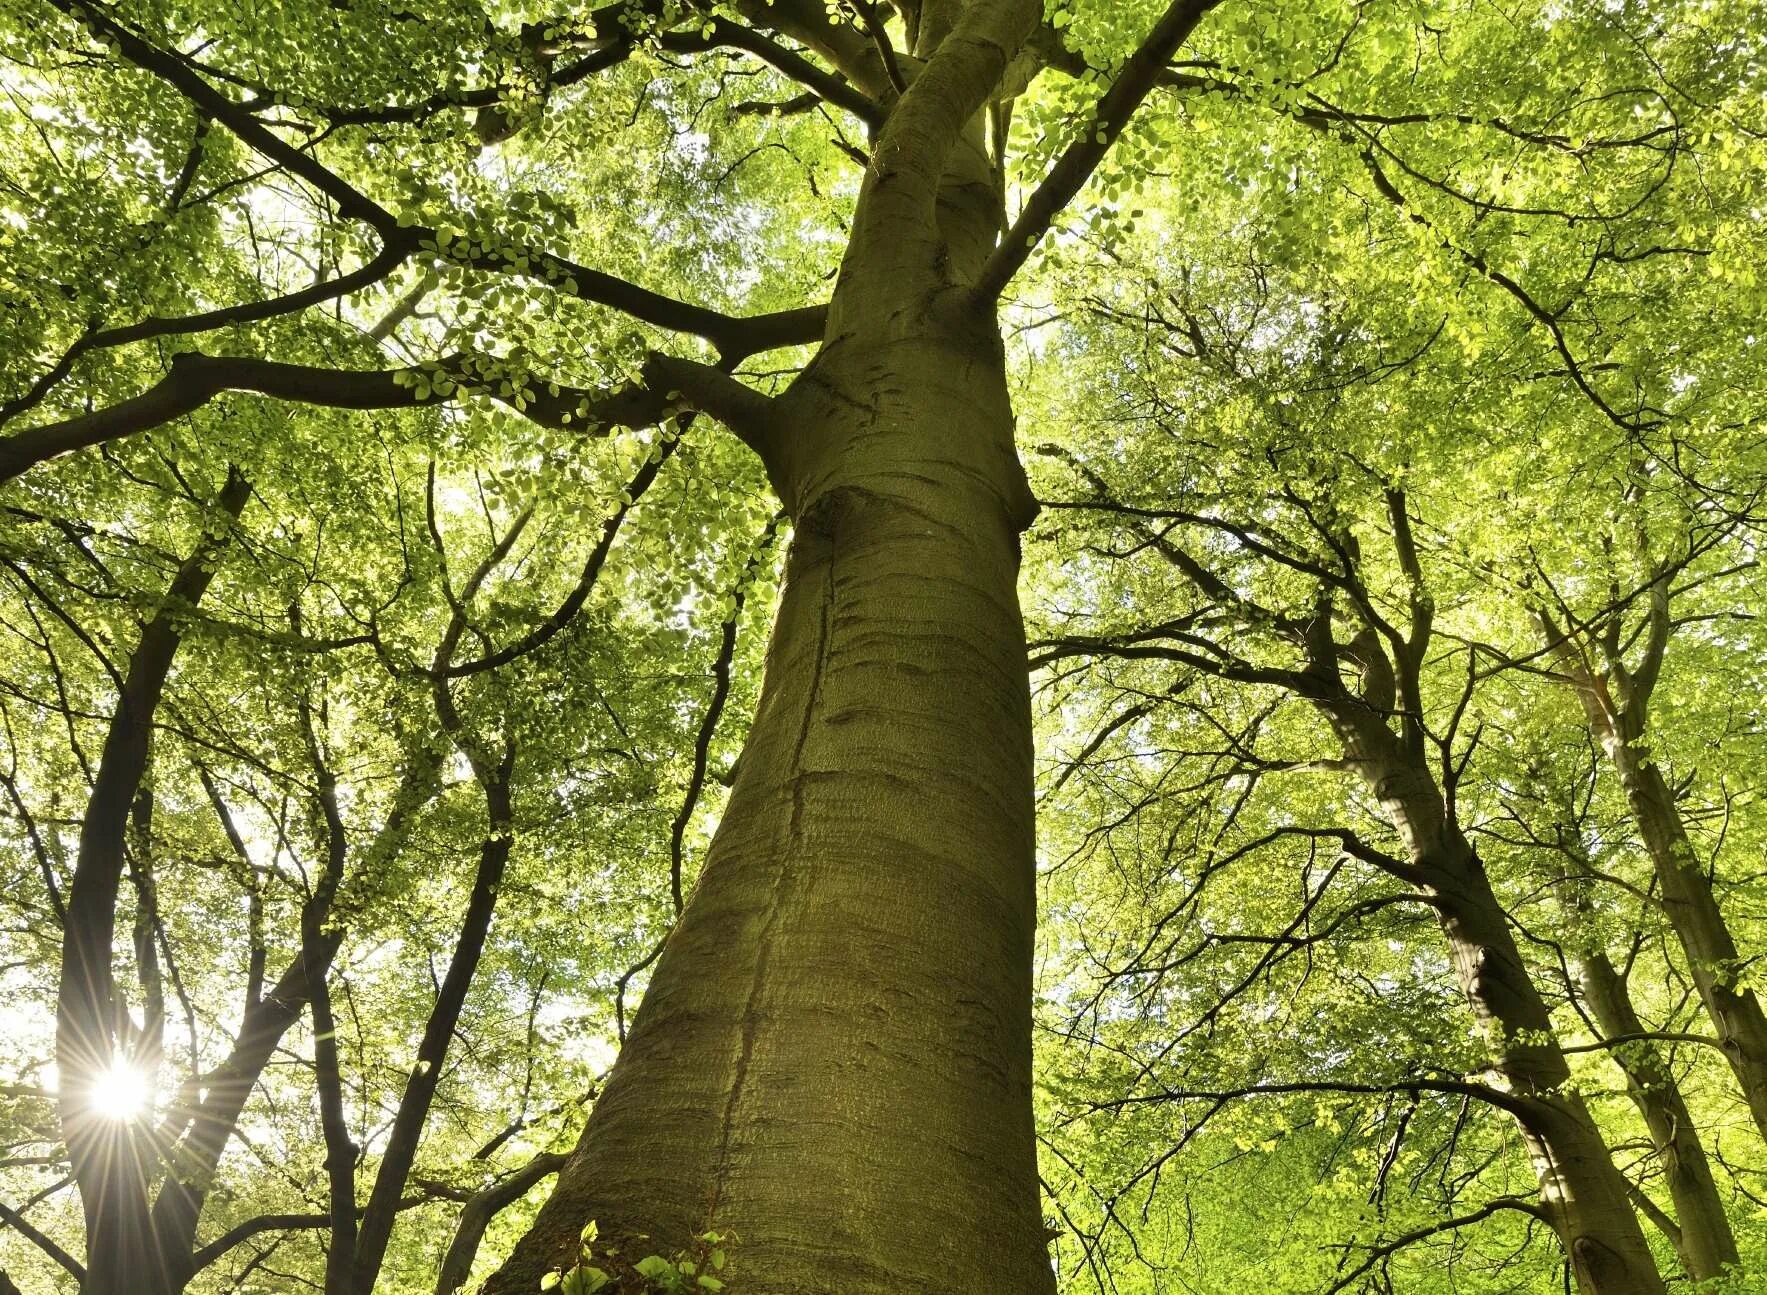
543;1221;730;1294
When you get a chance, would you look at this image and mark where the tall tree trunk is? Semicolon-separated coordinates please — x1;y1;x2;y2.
1575;947;1737;1280
488;307;1050;1295
1420;852;1662;1295
1545;584;1767;1143
1327;720;1666;1295
1603;731;1767;1141
1542;825;1737;1281
489;3;1056;1290
56;468;250;1295
1040;477;1668;1290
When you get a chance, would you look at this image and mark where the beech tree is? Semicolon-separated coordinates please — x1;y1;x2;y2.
1;1;1764;1294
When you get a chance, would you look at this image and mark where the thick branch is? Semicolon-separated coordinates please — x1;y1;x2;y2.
55;1;396;232
0;1197;84;1282
729;0;894;100
977;0;1223;296
433;1152;568;1295
662;18;882;125
846;0;1039;280
0;245;413;436
429;232;825;358
0;350;754;483
187;1194;436;1276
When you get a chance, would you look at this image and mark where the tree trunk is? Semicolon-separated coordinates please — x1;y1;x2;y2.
487;295;1050;1293
1604;732;1767;1142
56;468;250;1295
488;4;1057;1290
350;751;516;1293
1332;730;1666;1295
1425;843;1664;1295
1576;947;1738;1280
1542;824;1737;1281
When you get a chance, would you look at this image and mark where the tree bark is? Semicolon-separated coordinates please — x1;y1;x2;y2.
1539;822;1737;1281
1601;728;1767;1143
1574;947;1737;1280
1035;480;1669;1291
1544;585;1767;1144
53;469;251;1295
487;3;1057;1290
301;701;358;1295
487;299;1050;1295
1324;714;1667;1295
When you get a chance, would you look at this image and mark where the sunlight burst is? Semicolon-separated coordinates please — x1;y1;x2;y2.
87;1059;150;1122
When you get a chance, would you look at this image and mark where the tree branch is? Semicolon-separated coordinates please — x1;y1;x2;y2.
977;0;1223;297
1326;1197;1546;1294
0;349;746;484
433;1152;569;1295
0;1197;84;1282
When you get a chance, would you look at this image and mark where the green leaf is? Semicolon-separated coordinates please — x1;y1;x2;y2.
634;1256;675;1281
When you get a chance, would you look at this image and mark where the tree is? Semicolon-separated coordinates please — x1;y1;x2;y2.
1538;546;1767;1144
1;1;1764;1294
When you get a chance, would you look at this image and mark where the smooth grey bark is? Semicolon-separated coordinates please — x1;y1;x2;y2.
485;287;1049;1295
1537;822;1737;1281
1579;952;1737;1279
1545;583;1767;1144
1605;741;1767;1139
487;2;1057;1291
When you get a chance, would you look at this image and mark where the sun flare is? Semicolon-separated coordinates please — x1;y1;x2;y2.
87;1059;150;1122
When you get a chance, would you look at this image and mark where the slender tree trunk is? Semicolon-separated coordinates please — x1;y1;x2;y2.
1575;947;1737;1280
292;690;359;1295
153;745;442;1291
311;953;356;1295
1545;589;1767;1144
1542;827;1738;1281
1603;732;1767;1141
1425;845;1663;1295
349;755;515;1292
149;882;345;1291
1331;727;1666;1295
56;468;250;1295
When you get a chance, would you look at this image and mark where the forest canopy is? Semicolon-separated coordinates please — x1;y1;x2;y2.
0;1;1764;1293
